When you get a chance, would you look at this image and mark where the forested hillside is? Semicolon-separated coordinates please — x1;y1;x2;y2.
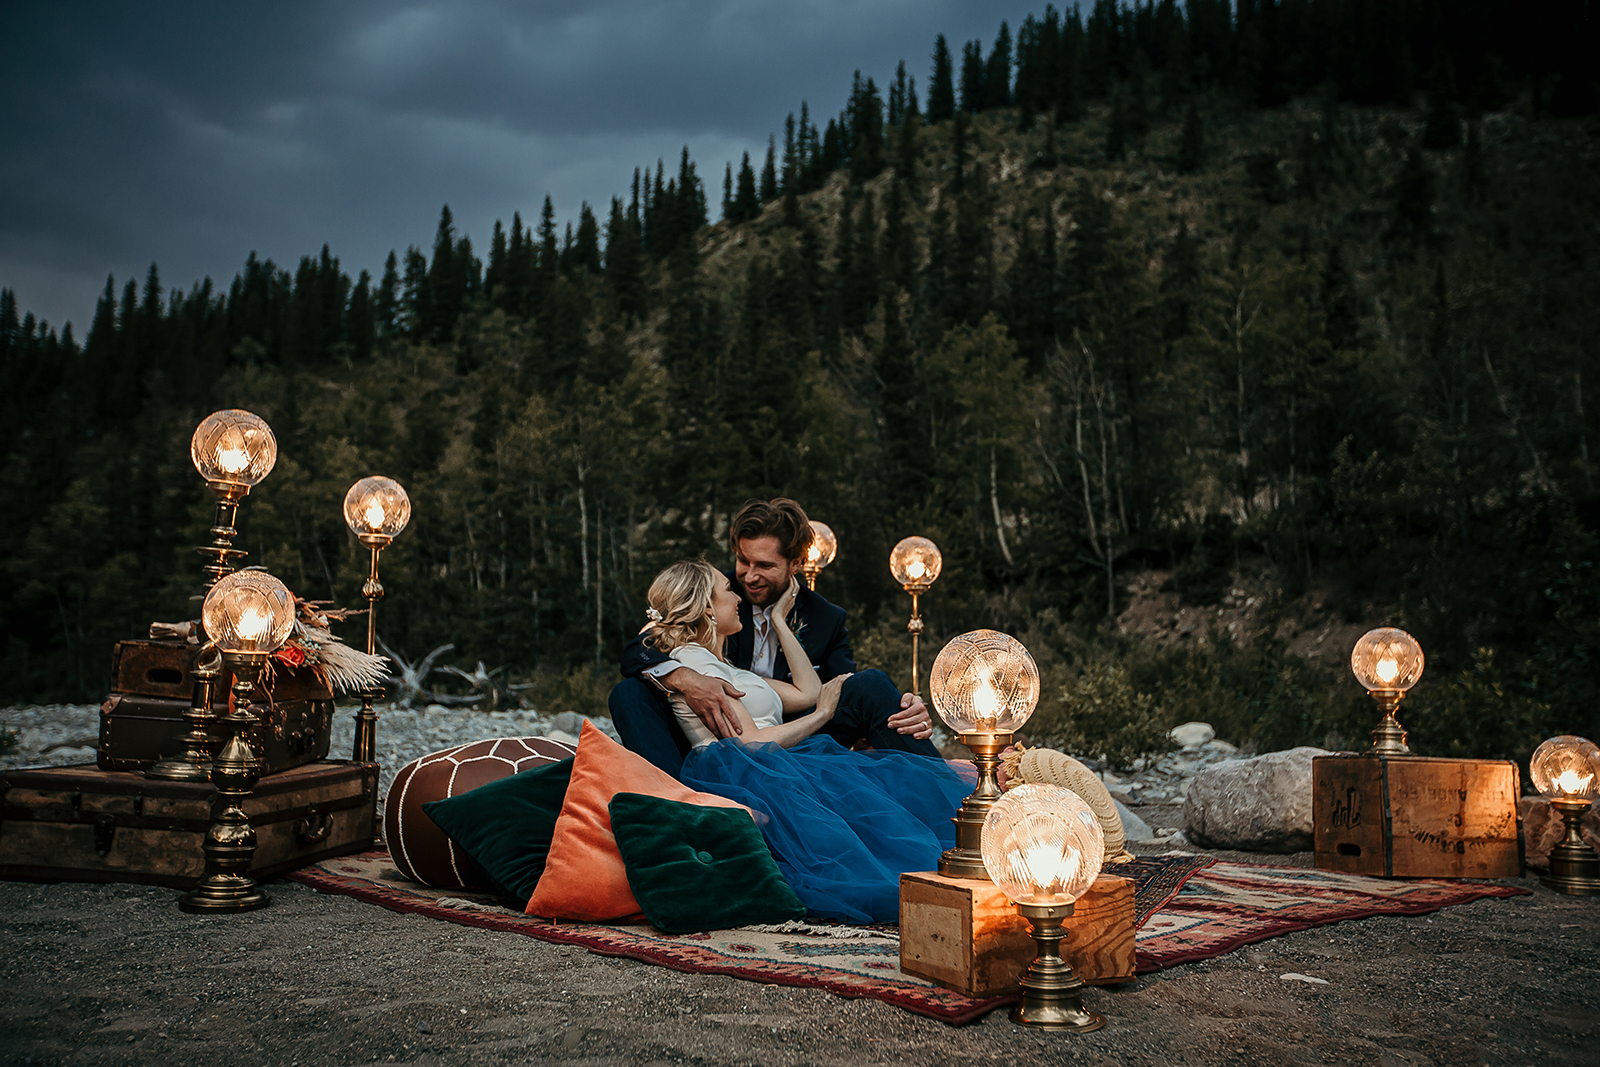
3;1;1598;765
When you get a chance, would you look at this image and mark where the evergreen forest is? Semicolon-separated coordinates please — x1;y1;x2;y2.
3;1;1599;767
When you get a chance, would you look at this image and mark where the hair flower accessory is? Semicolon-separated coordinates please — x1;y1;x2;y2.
646;607;664;623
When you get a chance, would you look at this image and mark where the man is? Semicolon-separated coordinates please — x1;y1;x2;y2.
610;497;939;777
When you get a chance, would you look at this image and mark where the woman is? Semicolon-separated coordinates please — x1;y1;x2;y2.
640;559;973;923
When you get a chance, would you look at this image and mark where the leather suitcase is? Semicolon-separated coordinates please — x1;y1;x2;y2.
0;759;377;888
98;693;334;776
100;639;337;775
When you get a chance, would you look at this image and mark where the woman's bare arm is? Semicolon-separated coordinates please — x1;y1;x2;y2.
763;579;823;713
727;674;850;749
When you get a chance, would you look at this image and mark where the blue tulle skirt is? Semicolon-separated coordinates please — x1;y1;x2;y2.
679;735;976;924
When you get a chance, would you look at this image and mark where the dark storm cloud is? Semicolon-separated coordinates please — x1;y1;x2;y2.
1;1;1042;330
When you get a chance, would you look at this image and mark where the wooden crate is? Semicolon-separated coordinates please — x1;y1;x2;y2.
0;759;376;888
1312;754;1521;878
899;870;1135;997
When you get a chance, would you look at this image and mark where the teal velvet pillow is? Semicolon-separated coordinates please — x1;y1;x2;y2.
421;758;574;904
608;791;806;934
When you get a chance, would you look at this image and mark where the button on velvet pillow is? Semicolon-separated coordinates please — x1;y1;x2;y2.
526;720;752;923
608;791;806;933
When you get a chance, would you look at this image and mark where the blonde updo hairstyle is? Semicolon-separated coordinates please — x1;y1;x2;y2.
643;559;723;656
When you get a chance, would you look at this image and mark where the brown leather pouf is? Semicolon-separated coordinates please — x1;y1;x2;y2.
385;736;578;889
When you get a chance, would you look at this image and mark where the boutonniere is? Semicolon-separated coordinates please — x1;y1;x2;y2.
786;608;807;642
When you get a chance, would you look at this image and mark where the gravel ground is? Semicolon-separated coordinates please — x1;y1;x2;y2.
3;706;1598;1065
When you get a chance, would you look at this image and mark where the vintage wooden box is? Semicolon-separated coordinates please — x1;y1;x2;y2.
899;870;1135;996
1312;753;1521;878
0;759;376;888
100;639;334;774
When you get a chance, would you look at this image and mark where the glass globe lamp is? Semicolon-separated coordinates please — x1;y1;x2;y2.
182;568;295;915
343;476;412;546
1350;627;1424;755
932;630;1040;879
192;409;277;490
800;521;838;591
190;409;278;590
343;476;411;763
1531;735;1600;895
201;570;295;656
982;785;1106;1032
889;535;943;698
890;535;943;592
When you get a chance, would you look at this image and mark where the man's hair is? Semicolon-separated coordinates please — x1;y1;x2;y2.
729;498;813;562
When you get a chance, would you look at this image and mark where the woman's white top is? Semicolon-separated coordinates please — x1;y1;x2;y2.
668;642;782;748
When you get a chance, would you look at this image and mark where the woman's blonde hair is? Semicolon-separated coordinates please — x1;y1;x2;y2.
643;559;722;655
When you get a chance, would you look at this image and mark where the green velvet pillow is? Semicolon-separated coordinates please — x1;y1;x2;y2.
608;791;806;933
421;758;574;904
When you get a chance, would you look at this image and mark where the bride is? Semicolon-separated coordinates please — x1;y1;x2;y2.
640;559;973;923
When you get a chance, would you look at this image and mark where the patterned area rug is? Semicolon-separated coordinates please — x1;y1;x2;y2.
285;852;1528;1024
285;850;1213;1025
1135;860;1531;972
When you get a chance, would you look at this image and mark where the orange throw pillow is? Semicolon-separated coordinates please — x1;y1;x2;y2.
526;720;752;922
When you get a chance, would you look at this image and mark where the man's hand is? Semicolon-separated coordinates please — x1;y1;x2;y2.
888;691;935;740
666;667;746;739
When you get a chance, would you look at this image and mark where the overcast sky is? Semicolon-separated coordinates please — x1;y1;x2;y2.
2;1;1049;332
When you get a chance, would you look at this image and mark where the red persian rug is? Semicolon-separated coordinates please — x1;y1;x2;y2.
286;850;1212;1024
285;851;1526;1023
1135;860;1531;973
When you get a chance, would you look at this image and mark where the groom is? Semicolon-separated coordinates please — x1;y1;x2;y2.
609;497;939;777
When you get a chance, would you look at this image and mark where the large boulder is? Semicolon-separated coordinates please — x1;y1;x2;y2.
1182;746;1330;852
1519;796;1600;870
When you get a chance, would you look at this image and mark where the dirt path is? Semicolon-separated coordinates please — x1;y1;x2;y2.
2;847;1595;1067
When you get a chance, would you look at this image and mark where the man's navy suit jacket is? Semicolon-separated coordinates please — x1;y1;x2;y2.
619;571;857;686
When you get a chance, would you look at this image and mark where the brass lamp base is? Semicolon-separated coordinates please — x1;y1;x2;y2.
1011;901;1104;1032
1366;690;1411;756
940;731;1011;880
148;644;223;782
180;651;272;914
1541;798;1600;896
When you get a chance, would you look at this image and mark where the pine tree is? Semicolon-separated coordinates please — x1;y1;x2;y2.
734;151;760;222
605;195;645;320
928;34;956;123
722;163;734;222
376;251;400;335
983;22;1013;110
574;203;601;274
760;136;779;203
848;74;885;182
895;106;920;184
841;193;879;331
538;196;559;280
960;40;985;112
781;113;798;191
486;219;507;302
1320;241;1360;351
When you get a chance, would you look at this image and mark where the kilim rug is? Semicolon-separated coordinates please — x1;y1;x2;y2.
284;851;1528;1024
285;850;1213;1024
1135;859;1531;973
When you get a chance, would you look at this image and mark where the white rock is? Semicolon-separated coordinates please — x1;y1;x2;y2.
1182;746;1330;852
1280;973;1330;985
1170;722;1216;749
544;729;580;746
1113;799;1154;842
1202;739;1239;756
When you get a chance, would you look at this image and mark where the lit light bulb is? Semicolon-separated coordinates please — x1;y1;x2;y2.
343;476;411;541
1009;841;1078;896
808;543;821;562
907;559;926;580
363;497;386;530
972;676;1001;729
216;441;250;475
1555;769;1593;795
236;606;271;643
1375;658;1399;685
